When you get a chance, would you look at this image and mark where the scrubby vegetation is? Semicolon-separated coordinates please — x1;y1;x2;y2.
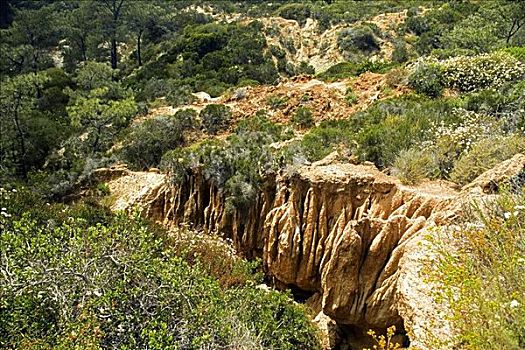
1;0;524;348
0;187;320;349
161;114;293;212
431;190;525;349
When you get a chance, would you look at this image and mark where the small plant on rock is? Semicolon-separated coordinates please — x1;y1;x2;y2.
364;326;402;350
345;88;359;106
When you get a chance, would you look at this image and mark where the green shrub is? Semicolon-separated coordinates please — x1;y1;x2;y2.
136;78;195;106
414;30;443;56
266;94;289;109
431;191;525;349
162;115;291;209
120;115;185;169
318;62;359;81
74;61;114;91
391;40;409;63
408;61;444;98
338;25;380;53
293;106;314;128
441;16;499;54
318;60;397;81
277;3;311;26
133;21;278;98
499;47;525;62
225;174;257;214
429;48;476;60
462;81;525;132
405;15;429;36
174;108;199;130
235;112;288;140
441;52;525;92
392;148;440;185
299;96;461;166
419;109;500;178
354;113;425;167
300;122;353;162
450;135;525;185
200;104;232;134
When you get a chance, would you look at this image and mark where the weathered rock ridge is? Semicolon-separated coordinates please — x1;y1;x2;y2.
100;154;525;348
104;163;457;326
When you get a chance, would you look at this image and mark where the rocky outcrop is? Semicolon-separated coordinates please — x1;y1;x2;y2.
261;164;458;330
102;154;525;348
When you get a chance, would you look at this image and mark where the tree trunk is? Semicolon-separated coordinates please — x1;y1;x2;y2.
92;125;102;154
80;37;87;62
12;97;27;177
111;36;118;69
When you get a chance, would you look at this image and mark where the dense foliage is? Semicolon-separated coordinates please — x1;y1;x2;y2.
0;187;320;349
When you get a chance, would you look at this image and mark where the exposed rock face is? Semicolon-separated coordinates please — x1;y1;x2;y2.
102;154;525;348
261;164;456;329
313;311;342;349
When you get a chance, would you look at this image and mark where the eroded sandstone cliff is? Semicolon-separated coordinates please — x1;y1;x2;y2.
98;153;525;349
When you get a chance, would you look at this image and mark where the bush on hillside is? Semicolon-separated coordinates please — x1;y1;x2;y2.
419;109;500;178
225;174;258;214
300;123;353;162
292;106;314;128
338;25;380;54
392;148;440;185
450;135;525;185
200;104;232;134
408;61;444;97
162;116;292;210
499;47;525;62
405;15;429;36
0;188;321;350
266;94;289;109
391;40;409;63
135;78;195;106
462;81;525;132
429;48;476;60
119;115;186;169
441;15;498;54
174;108;199;130
299;96;461;167
318;60;397;81
277;3;312;26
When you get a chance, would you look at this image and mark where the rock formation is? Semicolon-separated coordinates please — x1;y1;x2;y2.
98;153;525;349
